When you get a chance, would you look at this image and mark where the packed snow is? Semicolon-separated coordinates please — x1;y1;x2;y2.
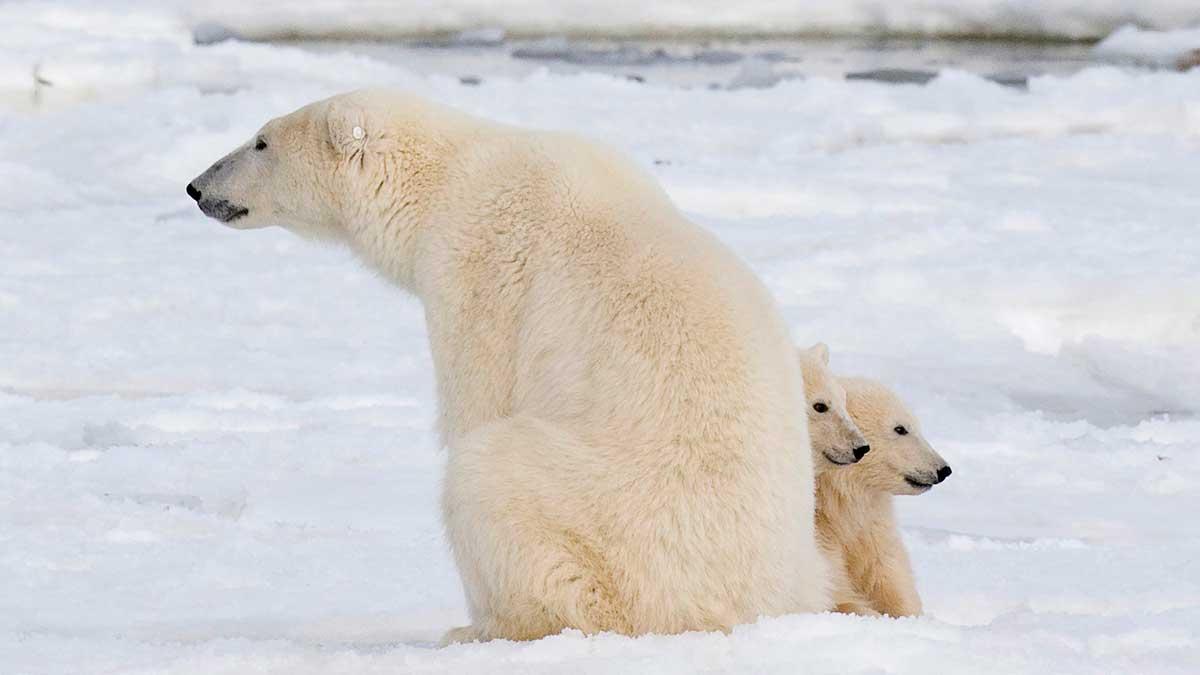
1094;25;1200;69
2;6;1200;675
19;0;1200;41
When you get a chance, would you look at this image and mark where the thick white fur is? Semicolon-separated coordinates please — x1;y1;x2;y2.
797;343;869;471
191;90;828;641
798;369;950;618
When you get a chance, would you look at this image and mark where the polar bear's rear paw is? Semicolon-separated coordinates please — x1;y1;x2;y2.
440;624;483;646
835;601;881;617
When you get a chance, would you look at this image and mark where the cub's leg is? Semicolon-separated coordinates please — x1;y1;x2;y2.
822;539;880;617
848;530;922;618
866;552;922;618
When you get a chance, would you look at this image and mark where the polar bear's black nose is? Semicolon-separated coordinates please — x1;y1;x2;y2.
853;445;870;460
935;465;952;483
186;183;202;202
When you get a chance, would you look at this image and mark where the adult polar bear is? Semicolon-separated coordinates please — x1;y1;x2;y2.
187;90;827;641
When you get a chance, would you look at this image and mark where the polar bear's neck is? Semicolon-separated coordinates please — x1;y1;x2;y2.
342;144;456;290
815;470;896;544
339;103;501;293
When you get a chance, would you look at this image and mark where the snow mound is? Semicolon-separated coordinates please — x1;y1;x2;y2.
1094;24;1200;69
177;0;1200;41
0;3;426;107
7;0;1200;46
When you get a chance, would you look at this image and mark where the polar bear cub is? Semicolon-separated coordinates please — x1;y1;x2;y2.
797;343;870;471
821;377;951;616
797;352;951;617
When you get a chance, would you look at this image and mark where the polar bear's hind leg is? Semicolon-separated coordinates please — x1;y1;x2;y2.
442;416;631;642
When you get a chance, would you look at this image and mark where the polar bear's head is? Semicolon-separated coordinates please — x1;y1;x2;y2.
187;97;353;236
839;377;951;496
797;343;870;472
186;90;449;249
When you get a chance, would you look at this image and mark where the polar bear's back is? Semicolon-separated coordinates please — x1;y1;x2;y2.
463;132;797;438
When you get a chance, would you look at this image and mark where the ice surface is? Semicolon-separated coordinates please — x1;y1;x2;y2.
1094;25;1200;69
13;3;1200;104
2;5;1200;675
116;0;1200;41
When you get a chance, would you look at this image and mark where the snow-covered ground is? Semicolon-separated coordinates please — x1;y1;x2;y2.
7;2;1200;108
17;0;1200;41
1094;25;1200;68
3;5;1200;675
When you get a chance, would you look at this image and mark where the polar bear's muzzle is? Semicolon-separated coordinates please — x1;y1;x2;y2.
187;148;260;228
187;180;249;225
195;195;249;223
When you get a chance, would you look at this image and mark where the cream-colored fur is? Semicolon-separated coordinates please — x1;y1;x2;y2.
189;90;828;641
793;363;951;618
797;343;869;472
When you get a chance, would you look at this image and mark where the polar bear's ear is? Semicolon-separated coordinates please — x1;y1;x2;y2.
808;342;830;365
326;100;368;157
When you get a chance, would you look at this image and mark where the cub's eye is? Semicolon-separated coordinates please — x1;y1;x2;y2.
254;137;267;151
894;425;908;436
813;402;829;414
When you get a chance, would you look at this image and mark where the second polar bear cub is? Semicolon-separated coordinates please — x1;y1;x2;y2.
797;352;952;617
797;343;870;470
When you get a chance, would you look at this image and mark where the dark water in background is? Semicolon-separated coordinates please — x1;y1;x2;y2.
284;35;1102;89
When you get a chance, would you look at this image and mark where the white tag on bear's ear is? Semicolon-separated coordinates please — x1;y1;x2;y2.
326;100;369;155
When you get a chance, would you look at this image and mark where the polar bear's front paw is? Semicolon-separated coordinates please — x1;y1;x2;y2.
440;624;483;646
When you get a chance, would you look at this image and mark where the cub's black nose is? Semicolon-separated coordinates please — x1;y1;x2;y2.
936;465;952;483
853;445;871;461
186;183;202;201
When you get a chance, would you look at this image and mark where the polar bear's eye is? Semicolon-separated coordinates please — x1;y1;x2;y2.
254;137;268;151
813;402;829;414
894;425;908;436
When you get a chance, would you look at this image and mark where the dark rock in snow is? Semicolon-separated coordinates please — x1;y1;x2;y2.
846;68;937;85
1176;48;1200;72
985;72;1029;88
453;27;506;47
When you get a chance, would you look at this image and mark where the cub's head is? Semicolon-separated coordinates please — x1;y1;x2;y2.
839;377;951;495
186;90;423;241
797;343;870;473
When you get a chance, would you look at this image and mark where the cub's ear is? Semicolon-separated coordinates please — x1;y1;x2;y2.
326;99;368;156
808;342;830;365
